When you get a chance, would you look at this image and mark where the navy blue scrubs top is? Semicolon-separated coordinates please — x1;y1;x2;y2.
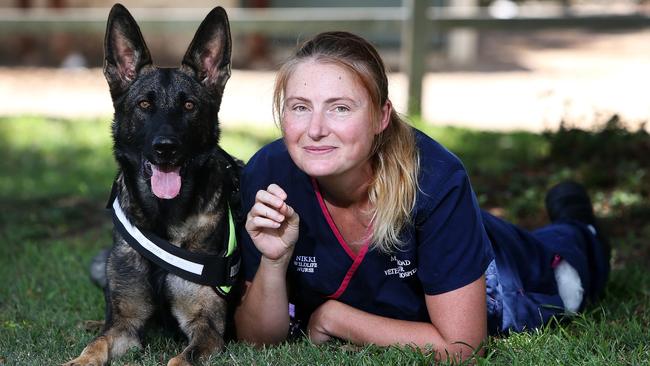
239;129;609;335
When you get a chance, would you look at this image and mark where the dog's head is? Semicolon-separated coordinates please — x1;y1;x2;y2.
104;4;231;200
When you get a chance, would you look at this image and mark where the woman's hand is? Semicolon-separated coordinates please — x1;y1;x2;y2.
236;184;298;345
245;184;300;263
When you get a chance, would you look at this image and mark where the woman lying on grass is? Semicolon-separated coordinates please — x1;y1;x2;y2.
233;31;611;361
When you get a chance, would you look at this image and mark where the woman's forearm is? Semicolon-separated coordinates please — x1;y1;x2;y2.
313;301;484;361
234;257;291;345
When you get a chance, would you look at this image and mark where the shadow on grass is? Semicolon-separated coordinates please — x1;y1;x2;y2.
0;116;648;364
0;116;116;201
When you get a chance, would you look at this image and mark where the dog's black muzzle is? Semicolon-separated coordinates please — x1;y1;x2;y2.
142;135;186;170
152;135;181;162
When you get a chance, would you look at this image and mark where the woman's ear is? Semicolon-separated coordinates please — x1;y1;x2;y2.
376;100;392;134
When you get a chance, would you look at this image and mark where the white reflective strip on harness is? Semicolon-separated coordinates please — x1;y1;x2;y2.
112;198;204;275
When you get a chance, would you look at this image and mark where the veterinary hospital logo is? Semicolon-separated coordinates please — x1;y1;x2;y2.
384;256;417;278
294;255;318;273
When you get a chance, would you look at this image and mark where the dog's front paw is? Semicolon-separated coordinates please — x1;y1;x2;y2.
167;356;192;366
62;337;109;366
61;355;104;366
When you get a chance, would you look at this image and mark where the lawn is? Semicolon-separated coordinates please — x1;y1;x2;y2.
0;116;648;365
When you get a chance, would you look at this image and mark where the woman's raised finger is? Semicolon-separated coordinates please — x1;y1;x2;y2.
255;188;286;210
266;183;288;201
249;201;285;222
245;214;282;231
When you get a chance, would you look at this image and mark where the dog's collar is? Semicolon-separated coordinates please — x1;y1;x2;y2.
110;197;239;297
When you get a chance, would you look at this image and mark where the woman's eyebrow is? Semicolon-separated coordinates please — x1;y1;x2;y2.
285;96;310;103
324;97;360;106
285;96;361;106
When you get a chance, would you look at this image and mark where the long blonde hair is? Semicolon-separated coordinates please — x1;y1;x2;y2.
273;32;419;253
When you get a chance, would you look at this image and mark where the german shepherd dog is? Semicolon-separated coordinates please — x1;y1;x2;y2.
65;4;240;366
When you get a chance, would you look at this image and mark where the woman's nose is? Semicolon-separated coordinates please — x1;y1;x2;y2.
307;111;328;139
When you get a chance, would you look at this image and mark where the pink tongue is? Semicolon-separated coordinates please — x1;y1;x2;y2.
151;165;181;199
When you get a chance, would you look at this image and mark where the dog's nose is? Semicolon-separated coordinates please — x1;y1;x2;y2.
152;136;180;160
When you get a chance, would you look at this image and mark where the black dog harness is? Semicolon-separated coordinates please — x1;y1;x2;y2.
110;197;240;298
108;150;242;298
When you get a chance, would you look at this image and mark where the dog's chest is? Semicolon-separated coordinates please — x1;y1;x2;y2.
168;212;224;250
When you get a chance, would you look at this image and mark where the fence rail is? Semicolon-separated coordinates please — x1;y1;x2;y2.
5;7;648;31
2;3;650;115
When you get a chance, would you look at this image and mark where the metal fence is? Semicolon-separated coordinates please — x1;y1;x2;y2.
2;0;650;115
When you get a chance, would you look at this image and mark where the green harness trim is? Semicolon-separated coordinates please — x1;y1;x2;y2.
217;206;237;295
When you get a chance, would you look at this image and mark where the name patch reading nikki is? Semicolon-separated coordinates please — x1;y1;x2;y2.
294;255;318;273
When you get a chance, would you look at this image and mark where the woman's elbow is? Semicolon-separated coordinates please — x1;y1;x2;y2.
235;328;288;347
439;336;486;362
234;308;289;346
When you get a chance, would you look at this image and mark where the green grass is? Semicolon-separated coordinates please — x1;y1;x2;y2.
1;116;648;365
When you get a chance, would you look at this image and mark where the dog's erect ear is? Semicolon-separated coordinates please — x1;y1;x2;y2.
181;7;232;93
103;4;153;94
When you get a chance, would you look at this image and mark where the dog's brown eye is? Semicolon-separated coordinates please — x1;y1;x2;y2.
184;101;195;111
139;100;151;109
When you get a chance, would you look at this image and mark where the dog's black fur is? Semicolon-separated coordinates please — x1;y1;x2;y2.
64;4;240;366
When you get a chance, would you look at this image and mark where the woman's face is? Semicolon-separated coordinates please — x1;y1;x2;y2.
282;60;388;180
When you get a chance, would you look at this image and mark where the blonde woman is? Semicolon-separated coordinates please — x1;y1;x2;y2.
234;32;609;361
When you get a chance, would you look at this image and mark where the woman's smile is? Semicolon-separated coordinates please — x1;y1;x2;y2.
303;145;336;154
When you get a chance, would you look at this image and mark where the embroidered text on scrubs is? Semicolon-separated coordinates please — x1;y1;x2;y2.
384;256;417;278
294;255;318;273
